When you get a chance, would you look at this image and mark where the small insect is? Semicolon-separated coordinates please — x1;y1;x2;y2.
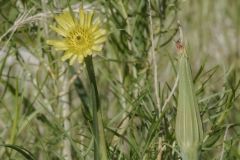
175;39;185;54
175;39;183;50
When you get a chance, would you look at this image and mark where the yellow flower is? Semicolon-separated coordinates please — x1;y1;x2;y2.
47;9;107;64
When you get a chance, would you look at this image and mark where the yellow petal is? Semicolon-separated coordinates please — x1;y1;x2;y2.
50;25;67;37
92;45;103;52
69;55;77;65
55;12;75;30
47;40;68;50
91;18;100;32
86;11;94;27
79;9;85;26
94;36;107;44
77;55;84;63
94;29;106;39
85;49;92;56
61;52;73;61
62;12;75;26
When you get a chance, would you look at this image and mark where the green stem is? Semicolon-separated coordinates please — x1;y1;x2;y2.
182;149;199;160
85;56;108;160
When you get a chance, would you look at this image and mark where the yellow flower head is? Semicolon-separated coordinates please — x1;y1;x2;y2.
47;9;107;64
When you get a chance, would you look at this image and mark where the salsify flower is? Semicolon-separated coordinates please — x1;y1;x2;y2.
47;9;107;64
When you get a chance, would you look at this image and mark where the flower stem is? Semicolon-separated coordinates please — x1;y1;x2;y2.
182;149;199;160
85;55;108;160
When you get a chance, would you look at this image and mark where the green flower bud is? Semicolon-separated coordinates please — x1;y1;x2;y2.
175;48;203;160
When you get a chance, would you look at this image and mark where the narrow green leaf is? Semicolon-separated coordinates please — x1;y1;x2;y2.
0;144;36;160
